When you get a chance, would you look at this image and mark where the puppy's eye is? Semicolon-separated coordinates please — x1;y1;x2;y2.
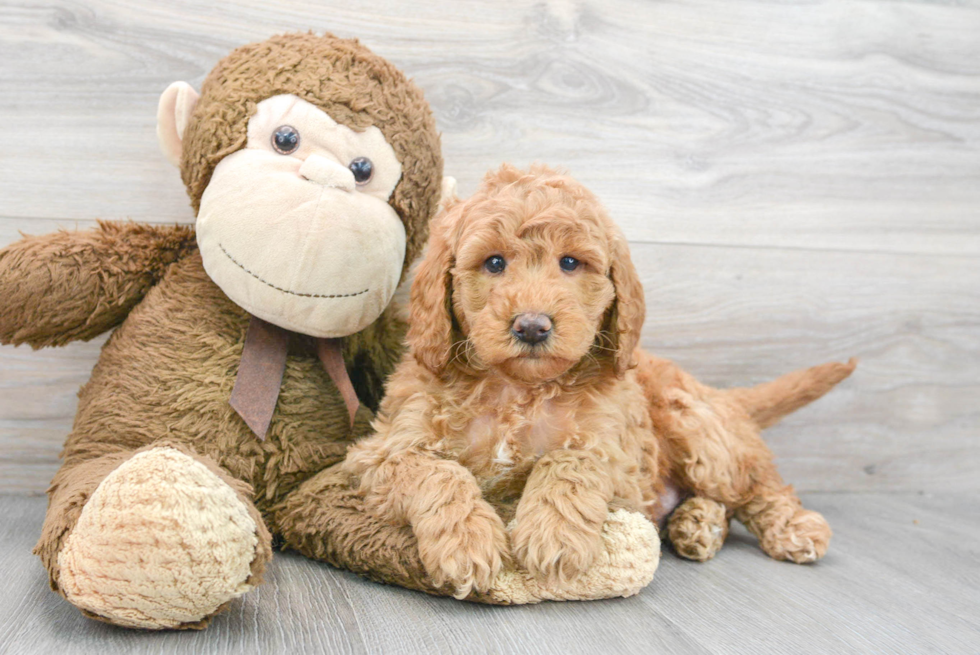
559;256;580;272
484;255;506;274
349;157;374;185
272;125;300;154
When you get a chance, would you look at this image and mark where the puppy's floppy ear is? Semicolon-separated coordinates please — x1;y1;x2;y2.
407;210;457;375
607;230;646;375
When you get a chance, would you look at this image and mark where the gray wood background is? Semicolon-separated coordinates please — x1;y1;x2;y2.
3;0;977;496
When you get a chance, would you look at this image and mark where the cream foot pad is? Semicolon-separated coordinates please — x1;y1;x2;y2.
58;447;260;629
479;509;661;604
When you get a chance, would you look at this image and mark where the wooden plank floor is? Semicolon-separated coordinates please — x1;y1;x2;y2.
1;493;977;655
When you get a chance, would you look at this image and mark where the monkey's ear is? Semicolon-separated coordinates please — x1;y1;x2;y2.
156;81;200;167
439;176;460;212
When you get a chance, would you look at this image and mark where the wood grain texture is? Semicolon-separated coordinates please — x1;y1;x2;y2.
1;493;977;654
1;0;978;494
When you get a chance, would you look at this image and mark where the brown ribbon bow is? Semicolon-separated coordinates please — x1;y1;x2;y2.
229;316;360;440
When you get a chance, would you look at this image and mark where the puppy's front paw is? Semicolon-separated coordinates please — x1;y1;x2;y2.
511;504;604;583
415;499;509;598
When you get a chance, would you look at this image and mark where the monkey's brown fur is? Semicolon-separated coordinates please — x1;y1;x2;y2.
0;33;446;628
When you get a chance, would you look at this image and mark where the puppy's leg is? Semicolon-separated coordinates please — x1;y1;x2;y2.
667;496;729;562
638;351;842;563
734;482;832;563
511;449;614;583
654;381;831;563
345;447;508;598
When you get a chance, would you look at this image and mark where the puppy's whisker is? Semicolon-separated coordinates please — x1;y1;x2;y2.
447;338;470;368
594;330;617;350
583;352;601;369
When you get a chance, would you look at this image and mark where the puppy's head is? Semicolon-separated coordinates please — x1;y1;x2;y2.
408;164;644;383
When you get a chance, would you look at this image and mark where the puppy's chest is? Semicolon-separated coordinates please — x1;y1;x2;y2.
443;397;579;500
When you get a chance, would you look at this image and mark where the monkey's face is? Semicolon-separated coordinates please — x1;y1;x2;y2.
195;94;406;337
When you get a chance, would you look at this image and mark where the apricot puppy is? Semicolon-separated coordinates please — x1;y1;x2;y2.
344;164;670;597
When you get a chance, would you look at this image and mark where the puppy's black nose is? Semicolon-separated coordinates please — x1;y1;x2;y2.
512;313;553;345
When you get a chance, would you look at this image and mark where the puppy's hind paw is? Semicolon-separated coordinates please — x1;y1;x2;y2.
760;509;832;564
667;496;729;562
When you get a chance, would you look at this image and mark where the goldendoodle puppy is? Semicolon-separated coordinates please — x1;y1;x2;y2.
344;164;853;598
343;164;668;597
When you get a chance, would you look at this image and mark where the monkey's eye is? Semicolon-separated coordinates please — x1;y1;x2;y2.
272;125;300;155
559;256;580;272
484;255;506;274
349;157;374;185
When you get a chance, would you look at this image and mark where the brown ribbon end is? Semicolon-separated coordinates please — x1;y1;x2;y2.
230;316;290;440
316;337;360;428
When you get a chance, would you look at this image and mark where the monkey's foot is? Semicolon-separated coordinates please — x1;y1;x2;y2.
667;496;729;562
57;447;265;629
475;509;660;604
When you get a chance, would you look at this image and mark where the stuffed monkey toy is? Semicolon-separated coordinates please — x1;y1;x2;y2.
0;33;664;630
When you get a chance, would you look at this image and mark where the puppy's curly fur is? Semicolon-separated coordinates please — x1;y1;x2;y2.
344;164;667;597
345;164;854;597
635;352;852;564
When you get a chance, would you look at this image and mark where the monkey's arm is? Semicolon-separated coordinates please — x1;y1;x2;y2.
0;221;196;348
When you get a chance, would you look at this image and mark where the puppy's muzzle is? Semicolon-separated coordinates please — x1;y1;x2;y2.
511;313;553;345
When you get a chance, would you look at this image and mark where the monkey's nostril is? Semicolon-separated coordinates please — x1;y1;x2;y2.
511;313;553;345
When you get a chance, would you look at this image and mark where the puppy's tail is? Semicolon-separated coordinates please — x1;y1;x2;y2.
725;358;857;429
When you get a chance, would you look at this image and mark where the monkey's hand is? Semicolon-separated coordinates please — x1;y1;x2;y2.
0;221;195;348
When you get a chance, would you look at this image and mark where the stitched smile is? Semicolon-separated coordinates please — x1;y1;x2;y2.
219;243;369;299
